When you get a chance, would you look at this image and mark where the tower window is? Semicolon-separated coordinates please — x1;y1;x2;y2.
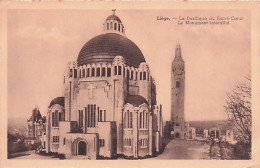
140;72;143;80
107;23;109;30
130;71;133;80
176;81;180;88
110;22;113;29
118;24;120;31
107;67;111;77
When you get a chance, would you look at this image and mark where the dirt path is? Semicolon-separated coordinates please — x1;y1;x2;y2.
150;139;210;160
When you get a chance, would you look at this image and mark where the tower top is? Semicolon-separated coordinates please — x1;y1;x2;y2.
175;43;181;57
173;43;184;62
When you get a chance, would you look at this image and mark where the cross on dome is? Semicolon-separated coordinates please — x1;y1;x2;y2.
112;9;116;15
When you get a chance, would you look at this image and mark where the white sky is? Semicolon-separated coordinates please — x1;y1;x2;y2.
8;9;250;121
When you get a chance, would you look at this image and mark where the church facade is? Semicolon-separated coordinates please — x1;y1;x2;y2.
41;12;163;159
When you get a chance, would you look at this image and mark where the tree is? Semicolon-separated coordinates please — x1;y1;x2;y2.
224;76;251;158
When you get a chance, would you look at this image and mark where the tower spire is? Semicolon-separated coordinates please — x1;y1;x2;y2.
175;43;181;58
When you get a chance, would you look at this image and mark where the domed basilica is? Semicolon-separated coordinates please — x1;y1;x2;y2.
42;11;163;159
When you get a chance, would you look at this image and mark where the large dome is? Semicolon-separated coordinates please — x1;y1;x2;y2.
77;33;145;67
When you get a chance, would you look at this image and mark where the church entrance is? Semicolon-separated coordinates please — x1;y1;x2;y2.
78;141;87;155
175;133;180;138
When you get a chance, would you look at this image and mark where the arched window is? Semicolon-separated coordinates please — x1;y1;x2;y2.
74;69;77;78
87;68;90;77
107;23;109;30
118;66;122;75
114;23;117;30
107;67;111;77
130;112;133;128
146;112;148;128
52;110;59;127
110;22;113;30
79;70;82;78
143;110;145;128
118;24;121;31
136;72;138;80
130;71;133;80
96;67;100;77
69;69;73;78
114;66;117;75
127;69;130;79
91;67;95;77
143;72;146;80
82;69;85;78
102;67;106;77
140;72;143;80
139;112;142;128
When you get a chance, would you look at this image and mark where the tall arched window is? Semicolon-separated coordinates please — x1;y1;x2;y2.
146;112;149;128
118;24;121;31
91;67;95;77
107;23;109;30
110;22;113;29
74;69;77;78
114;23;117;30
143;72;146;80
69;69;73;78
140;72;143;80
82;69;85;78
107;67;111;77
102;67;106;77
139;112;142;128
96;67;100;77
130;112;133;128
87;68;90;77
114;66;117;75
118;66;122;75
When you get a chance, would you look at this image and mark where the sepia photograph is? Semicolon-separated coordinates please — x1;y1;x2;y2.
1;2;259;167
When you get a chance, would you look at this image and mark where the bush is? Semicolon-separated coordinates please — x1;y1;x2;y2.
233;142;251;160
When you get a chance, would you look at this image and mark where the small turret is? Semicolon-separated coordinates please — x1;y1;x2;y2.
103;9;125;35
